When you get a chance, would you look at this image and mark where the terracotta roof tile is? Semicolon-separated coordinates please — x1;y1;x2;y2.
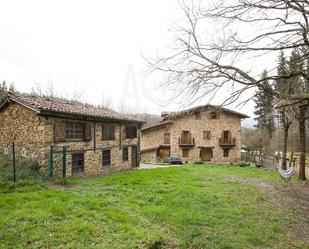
2;92;144;123
141;120;172;132
162;104;249;120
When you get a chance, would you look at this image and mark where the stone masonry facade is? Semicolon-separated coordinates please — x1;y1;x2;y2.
0;93;142;177
141;106;248;163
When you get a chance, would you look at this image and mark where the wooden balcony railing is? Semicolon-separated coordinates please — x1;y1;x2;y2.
219;137;236;146
179;132;195;147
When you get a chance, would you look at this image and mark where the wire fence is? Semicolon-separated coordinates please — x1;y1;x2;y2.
0;143;67;185
0;143;44;185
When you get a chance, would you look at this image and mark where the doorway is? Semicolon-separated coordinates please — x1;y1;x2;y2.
158;148;170;158
131;145;138;167
200;148;212;161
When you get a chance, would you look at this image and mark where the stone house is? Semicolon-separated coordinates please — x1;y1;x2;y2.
0;92;144;176
140;105;249;163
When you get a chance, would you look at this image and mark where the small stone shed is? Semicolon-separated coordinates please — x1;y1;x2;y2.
0;92;144;176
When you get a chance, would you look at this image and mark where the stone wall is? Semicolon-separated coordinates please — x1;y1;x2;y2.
42;117;140;177
140;124;171;149
140;149;157;163
0;102;141;177
141;108;242;163
0;102;49;166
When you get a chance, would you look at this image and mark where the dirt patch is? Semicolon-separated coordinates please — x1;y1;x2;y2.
227;175;309;244
46;182;81;189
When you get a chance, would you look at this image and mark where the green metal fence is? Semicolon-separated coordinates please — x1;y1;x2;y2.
0;143;67;183
0;143;41;183
47;145;67;179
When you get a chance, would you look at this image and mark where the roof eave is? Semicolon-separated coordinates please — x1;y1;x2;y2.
141;121;172;132
38;110;144;124
162;105;249;120
0;94;41;114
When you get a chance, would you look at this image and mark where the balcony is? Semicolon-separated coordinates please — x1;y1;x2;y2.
219;137;236;147
179;132;195;147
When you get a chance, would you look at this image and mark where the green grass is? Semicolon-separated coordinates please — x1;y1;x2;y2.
0;165;307;249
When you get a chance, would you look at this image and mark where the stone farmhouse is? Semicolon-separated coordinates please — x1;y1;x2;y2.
140;105;249;163
0;92;144;176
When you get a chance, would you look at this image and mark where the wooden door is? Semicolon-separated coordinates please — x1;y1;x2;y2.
200;148;212;161
182;131;191;144
131;145;138;167
158;148;170;158
222;130;231;144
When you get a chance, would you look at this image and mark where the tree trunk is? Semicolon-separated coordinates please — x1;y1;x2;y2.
290;151;294;168
298;105;306;181
281;110;290;170
282;126;288;170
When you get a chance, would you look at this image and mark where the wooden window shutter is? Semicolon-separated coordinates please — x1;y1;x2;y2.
84;123;92;141
111;125;115;140
54;122;66;142
119;126;127;140
125;127;129;138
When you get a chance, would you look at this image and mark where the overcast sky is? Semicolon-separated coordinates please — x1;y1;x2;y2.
0;0;256;120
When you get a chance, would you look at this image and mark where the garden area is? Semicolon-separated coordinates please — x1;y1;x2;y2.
0;164;309;249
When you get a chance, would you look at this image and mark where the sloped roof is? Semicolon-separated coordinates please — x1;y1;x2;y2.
162;104;249;121
141;120;172;132
140;104;249;132
0;91;144;124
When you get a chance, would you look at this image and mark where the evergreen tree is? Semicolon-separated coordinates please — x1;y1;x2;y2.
254;70;275;137
288;48;304;94
9;82;15;92
275;51;289;93
0;81;8;99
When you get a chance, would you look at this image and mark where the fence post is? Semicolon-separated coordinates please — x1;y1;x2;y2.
62;146;67;178
48;146;54;178
12;142;16;183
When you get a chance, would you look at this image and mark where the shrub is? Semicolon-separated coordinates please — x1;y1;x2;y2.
51;178;69;185
193;161;204;164
236;161;251;167
0;154;43;183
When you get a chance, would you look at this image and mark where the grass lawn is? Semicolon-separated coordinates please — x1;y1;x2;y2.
0;165;308;249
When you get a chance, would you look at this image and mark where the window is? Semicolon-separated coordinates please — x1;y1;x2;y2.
72;153;84;175
164;133;170;144
123;147;129;162
125;126;137;139
195;111;201;120
210;112;218;119
102;124;115;141
223;148;229;157
102;149;111;166
203;131;211;140
65;122;84;140
183;149;189;158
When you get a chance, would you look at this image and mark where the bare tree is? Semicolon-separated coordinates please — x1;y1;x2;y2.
100;93;113;110
149;0;309;180
279;107;293;170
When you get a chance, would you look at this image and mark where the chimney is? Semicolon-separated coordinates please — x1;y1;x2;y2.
161;112;172;118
